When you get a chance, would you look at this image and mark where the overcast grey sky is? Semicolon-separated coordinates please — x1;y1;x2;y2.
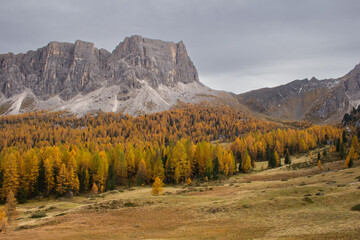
1;0;359;93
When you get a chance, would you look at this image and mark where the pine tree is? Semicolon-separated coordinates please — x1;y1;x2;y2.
336;138;341;152
205;157;213;179
318;152;321;160
342;130;347;144
36;159;46;195
284;150;291;165
340;143;345;159
268;149;277;168
213;157;220;179
152;177;164;196
106;164;116;190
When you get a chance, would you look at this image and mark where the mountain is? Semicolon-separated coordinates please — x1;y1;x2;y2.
238;63;360;123
0;35;230;115
1;35;359;123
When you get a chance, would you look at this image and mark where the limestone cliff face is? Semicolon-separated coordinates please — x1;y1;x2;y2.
0;36;211;116
0;35;199;102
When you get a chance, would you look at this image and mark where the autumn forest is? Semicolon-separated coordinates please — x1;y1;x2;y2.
0;103;350;204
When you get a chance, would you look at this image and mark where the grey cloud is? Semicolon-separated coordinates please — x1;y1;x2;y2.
0;0;359;94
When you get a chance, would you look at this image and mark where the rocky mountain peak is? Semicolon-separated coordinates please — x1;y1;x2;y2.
0;35;199;101
0;35;206;116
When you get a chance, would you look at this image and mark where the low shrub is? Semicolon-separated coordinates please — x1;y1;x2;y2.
31;211;46;218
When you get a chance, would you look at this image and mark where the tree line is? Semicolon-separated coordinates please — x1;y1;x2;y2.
0;104;341;202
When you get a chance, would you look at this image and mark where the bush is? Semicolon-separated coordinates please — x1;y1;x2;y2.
124;202;136;207
351;204;360;211
31;211;46;218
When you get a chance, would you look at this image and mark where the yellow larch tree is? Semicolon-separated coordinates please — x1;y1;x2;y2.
152;176;164;196
1;151;20;199
95;151;108;192
44;158;55;194
136;159;149;185
56;163;68;195
0;207;7;232
67;150;80;193
317;159;323;169
274;151;281;166
125;144;136;179
23;149;39;196
5;190;17;226
152;156;165;181
351;135;359;152
242;150;252;173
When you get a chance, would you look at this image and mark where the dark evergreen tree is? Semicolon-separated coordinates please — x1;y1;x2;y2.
79;168;86;193
268;149;277;168
235;150;241;163
106;164;116;190
266;144;271;162
348;158;353;168
340;143;345;159
317;152;321;160
284;150;291;165
336;138;341;152
213;157;220;180
17;185;27;204
36;159;46;194
342;130;347;144
324;134;329;144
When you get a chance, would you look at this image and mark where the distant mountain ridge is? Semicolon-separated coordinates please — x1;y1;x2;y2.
238;63;360;123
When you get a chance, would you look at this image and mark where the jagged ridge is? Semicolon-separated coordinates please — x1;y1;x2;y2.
0;36;217;115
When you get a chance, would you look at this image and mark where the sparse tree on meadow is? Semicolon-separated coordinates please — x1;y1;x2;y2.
152;177;164;196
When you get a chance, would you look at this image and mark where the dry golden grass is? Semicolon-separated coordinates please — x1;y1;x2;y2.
2;151;360;240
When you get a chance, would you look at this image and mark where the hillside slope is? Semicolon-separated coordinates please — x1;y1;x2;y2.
238;63;360;123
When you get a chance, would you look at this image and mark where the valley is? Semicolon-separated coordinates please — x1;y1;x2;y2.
3;149;360;240
0;35;359;240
